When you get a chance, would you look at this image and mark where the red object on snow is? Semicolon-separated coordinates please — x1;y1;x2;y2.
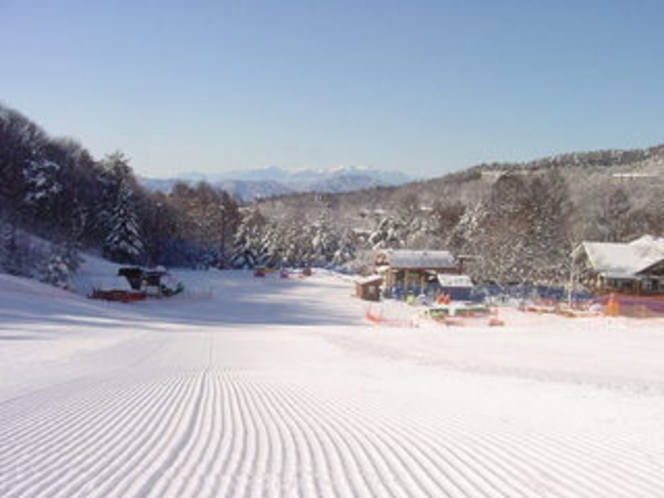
89;289;146;303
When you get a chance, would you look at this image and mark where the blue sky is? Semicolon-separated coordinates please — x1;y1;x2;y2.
2;0;664;179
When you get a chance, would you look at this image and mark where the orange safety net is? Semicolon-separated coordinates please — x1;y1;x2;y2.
596;293;664;318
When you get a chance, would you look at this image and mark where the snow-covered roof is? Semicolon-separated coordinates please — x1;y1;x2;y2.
378;250;457;270
437;274;473;288
581;235;664;278
356;275;383;285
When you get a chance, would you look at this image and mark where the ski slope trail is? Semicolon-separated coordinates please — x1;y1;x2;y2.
1;269;664;497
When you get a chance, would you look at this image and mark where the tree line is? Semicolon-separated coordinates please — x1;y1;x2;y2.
2;102;664;290
254;150;664;285
0;104;244;286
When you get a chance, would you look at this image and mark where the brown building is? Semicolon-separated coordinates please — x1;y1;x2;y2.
355;275;383;301
375;249;461;299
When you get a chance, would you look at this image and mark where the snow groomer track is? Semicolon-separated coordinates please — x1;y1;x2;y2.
1;267;664;497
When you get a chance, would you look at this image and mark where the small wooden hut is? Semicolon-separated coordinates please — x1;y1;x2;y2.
355;275;383;301
375;249;460;299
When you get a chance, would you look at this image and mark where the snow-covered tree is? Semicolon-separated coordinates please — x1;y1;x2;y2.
231;223;258;269
0;224;21;275
462;170;573;285
260;225;283;268
367;215;402;250
0;223;45;278
96;152;136;231
0;105;47;220
104;181;144;264
440;201;485;266
278;222;309;267
23;158;62;207
40;242;82;289
231;209;267;269
522;170;573;282
310;211;338;267
331;229;356;268
393;194;429;248
595;187;633;242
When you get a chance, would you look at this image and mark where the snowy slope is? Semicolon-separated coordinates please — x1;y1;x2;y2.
1;261;664;497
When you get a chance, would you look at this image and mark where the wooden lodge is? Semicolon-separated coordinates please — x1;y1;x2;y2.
572;235;664;296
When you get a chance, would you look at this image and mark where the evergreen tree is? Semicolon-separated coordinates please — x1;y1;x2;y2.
331;229;356;268
260;225;282;268
230;222;257;269
24;159;62;206
96;152;137;245
104;181;144;264
230;209;266;269
40;242;82;289
0;223;45;278
310;210;337;267
0;105;47;221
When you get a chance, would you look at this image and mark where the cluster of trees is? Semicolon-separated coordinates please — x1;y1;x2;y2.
3;102;664;289
0;104;362;288
230;202;356;270
0;104;245;286
255;162;664;285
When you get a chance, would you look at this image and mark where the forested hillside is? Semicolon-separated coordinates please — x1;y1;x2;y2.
2;102;663;287
254;144;664;284
0;104;241;285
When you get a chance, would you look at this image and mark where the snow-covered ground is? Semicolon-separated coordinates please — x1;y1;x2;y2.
1;259;664;497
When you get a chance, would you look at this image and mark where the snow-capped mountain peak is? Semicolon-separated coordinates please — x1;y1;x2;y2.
140;166;412;201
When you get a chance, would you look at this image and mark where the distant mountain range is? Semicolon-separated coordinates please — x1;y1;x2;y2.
140;166;413;201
